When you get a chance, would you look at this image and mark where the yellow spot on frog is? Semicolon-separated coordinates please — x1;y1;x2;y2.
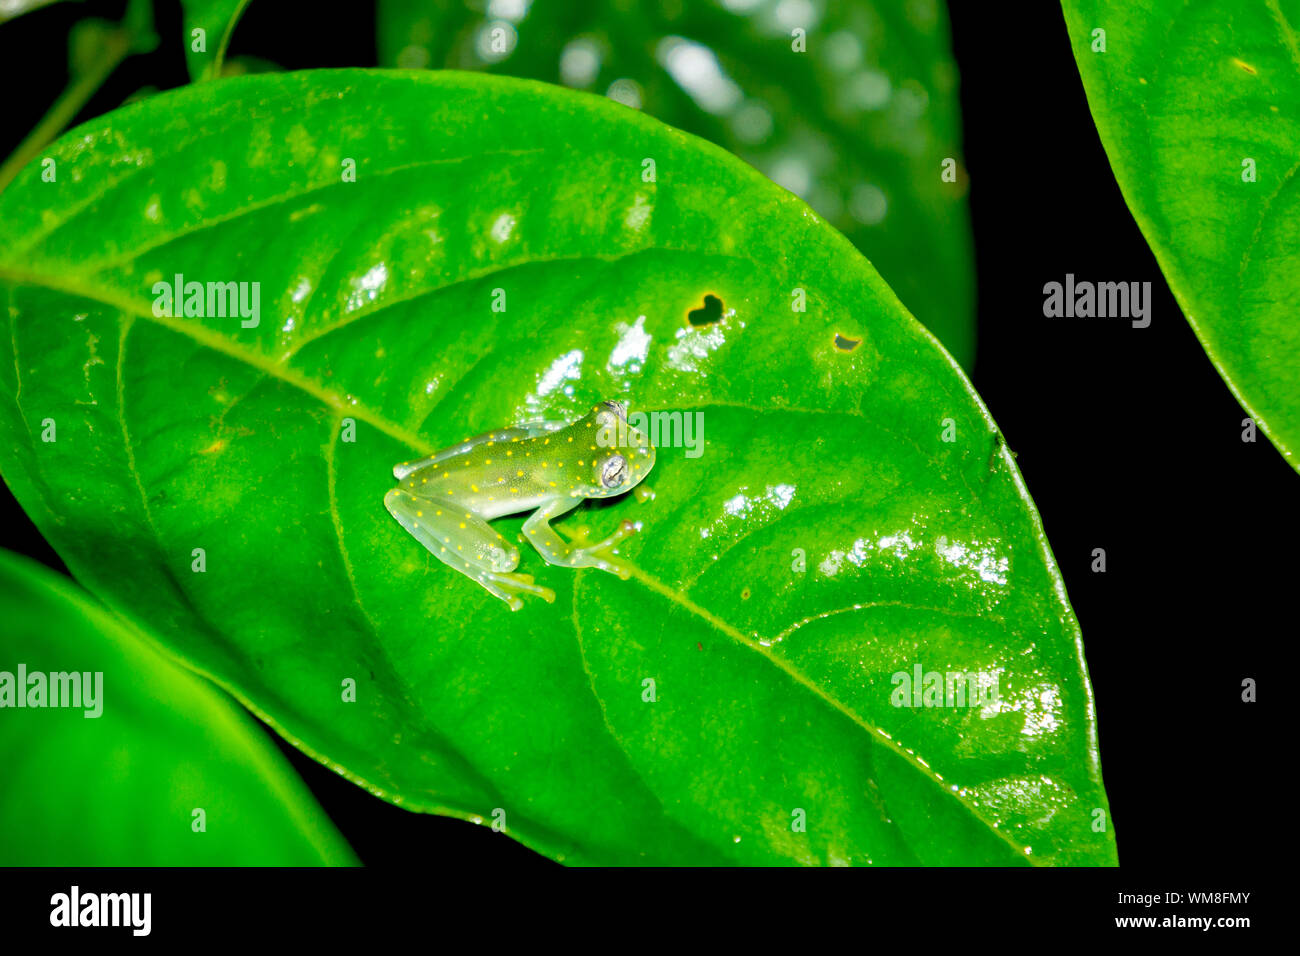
1232;57;1258;75
199;438;227;455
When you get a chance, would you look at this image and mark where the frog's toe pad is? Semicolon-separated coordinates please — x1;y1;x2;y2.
571;520;641;578
482;570;556;610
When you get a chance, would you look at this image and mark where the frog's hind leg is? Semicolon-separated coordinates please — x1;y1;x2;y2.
384;488;555;611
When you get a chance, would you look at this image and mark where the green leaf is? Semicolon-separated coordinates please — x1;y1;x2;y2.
0;549;357;865
0;70;1113;865
377;0;976;368
181;0;252;82
1062;0;1300;471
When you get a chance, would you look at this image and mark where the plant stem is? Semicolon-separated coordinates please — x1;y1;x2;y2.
0;28;132;194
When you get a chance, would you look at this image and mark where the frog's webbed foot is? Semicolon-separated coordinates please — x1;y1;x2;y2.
559;520;642;580
478;570;556;612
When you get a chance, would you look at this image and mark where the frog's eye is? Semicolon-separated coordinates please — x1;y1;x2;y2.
600;454;627;488
600;400;628;420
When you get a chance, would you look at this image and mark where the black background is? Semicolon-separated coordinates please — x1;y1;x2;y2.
0;1;1279;874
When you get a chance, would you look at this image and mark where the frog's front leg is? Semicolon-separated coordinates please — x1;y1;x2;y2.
521;496;641;580
385;488;556;611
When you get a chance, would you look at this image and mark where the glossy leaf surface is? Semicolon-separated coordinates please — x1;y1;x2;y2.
1063;0;1300;470
0;550;357;865
377;0;976;367
0;70;1113;865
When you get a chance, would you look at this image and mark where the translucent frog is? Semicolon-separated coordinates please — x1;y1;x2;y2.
384;400;656;610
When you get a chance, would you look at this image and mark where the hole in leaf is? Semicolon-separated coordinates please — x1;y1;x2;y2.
834;333;861;351
688;294;724;326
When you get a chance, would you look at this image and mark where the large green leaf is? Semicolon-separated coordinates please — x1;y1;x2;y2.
0;70;1113;865
0;549;357;865
377;0;976;369
1062;0;1300;471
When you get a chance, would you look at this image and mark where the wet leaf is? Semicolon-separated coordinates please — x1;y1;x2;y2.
0;549;357;865
378;0;976;368
0;70;1113;865
1063;0;1300;471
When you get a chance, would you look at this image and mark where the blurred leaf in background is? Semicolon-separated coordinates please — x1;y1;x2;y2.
180;0;252;81
0;550;358;865
377;0;977;368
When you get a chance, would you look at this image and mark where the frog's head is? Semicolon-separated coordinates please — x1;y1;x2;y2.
583;399;656;498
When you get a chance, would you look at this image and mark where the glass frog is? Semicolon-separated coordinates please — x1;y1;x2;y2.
384;400;656;610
